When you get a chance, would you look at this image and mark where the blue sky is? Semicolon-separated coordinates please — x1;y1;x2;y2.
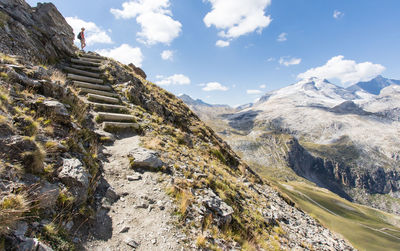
27;0;400;106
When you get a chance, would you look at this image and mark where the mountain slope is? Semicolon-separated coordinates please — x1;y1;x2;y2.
0;1;356;250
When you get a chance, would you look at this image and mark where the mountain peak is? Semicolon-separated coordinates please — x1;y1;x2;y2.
347;75;400;95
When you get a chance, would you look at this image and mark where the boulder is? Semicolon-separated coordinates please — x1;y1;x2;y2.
200;189;234;225
58;158;90;204
128;148;163;170
128;63;147;79
37;100;70;124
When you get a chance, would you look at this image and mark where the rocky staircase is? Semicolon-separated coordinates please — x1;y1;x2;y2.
65;53;139;133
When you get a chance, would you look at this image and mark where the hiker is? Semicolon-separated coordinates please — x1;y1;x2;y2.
77;27;86;50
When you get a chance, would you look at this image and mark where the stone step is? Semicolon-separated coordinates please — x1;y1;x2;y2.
78;54;105;60
78;57;103;63
97;112;135;122
71;58;101;67
103;122;140;132
64;66;101;78
87;94;120;104
79;88;119;98
88;102;130;113
70;64;101;72
67;74;103;84
74;81;112;91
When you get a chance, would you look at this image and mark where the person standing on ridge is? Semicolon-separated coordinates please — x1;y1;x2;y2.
78;27;86;51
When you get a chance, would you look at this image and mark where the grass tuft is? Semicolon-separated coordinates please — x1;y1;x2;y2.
21;145;45;173
0;193;30;235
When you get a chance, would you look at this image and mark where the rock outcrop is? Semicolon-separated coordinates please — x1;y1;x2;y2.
0;0;76;63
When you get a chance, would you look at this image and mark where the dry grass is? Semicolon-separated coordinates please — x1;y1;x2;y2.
196;234;207;248
21;144;45;173
45;141;59;153
0;193;31;235
180;189;193;215
50;69;66;85
0;53;17;65
44;125;54;136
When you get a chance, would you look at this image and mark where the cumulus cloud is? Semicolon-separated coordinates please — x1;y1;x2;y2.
216;40;230;47
247;89;263;95
333;10;344;19
298;55;385;86
202;82;229;91
279;56;302;66
96;44;143;66
277;32;287;42
259;84;267;89
203;0;272;43
161;50;174;60
66;17;113;46
155;74;191;86
110;0;182;45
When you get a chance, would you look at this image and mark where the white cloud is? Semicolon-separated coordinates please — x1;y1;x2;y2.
155;74;191;86
202;82;229;91
110;0;182;45
298;55;385;86
216;40;230;47
96;44;143;66
161;50;174;60
279;56;302;66
333;10;344;19
267;57;275;62
203;0;272;42
277;32;287;42
247;89;263;95
66;17;113;46
259;84;267;89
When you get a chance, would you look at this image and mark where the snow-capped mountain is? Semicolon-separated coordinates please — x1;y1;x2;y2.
197;76;400;214
347;75;400;95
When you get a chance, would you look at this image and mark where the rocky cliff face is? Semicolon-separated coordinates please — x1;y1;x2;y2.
286;137;400;211
0;0;76;63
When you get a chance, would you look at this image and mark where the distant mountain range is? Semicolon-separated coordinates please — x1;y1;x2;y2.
180;75;400;214
178;94;230;108
347;75;400;95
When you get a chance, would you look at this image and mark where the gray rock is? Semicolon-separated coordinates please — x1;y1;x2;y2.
127;174;142;181
135;199;149;209
38;100;70;124
37;181;59;209
128;148;163;170
119;226;130;233
124;238;140;248
105;187;119;202
201;189;234;225
157;201;165;210
58;158;90;204
65;221;74;231
14;221;28;237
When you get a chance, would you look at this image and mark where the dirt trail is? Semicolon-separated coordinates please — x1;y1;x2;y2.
84;136;184;251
